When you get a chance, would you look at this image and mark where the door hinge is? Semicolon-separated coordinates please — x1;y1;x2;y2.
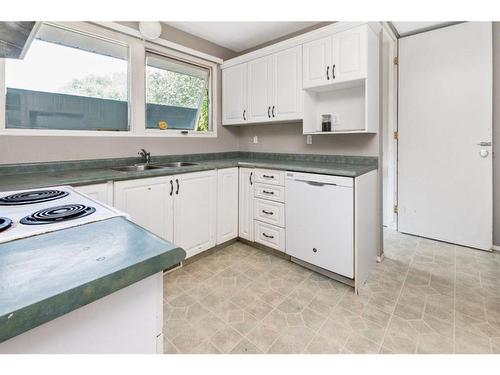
393;205;398;214
393;56;399;65
393;131;399;140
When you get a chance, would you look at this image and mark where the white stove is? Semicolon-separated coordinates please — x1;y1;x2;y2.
0;185;127;244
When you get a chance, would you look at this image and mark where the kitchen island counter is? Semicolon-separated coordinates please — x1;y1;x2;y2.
0;216;185;348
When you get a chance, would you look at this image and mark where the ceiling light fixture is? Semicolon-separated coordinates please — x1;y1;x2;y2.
138;21;162;40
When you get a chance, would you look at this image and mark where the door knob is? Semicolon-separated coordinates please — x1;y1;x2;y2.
479;149;489;158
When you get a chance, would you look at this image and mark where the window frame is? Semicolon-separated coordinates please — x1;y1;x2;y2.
0;21;218;138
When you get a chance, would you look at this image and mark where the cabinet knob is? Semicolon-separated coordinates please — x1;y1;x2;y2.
312;248;318;253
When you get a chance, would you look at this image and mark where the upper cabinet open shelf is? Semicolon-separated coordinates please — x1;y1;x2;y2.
221;22;380;135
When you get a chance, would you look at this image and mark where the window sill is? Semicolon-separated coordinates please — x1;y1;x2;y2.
0;129;217;138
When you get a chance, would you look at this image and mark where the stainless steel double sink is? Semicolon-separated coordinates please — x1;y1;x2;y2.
111;162;199;172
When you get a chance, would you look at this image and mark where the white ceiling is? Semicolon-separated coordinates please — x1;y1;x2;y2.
163;22;319;52
391;22;458;37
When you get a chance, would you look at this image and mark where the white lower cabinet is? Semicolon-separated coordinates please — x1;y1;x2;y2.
173;170;217;258
75;182;114;206
114;170;217;259
238;167;255;241
254;220;285;252
216;168;239;244
114;177;174;242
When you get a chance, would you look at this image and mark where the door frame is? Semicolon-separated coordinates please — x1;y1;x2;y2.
381;22;398;230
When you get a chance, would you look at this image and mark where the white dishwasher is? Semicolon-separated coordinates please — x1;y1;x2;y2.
285;171;354;278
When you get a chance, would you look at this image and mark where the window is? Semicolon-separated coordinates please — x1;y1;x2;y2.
146;52;211;132
4;23;129;131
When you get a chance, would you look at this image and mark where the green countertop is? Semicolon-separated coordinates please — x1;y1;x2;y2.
0;217;186;343
0;152;377;192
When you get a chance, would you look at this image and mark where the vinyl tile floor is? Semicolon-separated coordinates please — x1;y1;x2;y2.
163;229;500;354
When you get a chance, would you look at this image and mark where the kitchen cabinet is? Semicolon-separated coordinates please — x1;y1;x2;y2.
238;167;254;241
114;170;216;258
75;182;113;206
216;167;238;244
247;56;273;123
272;46;302;121
222;63;247;125
114;177;174;242
174;170;217;258
223;46;302;125
302;25;369;89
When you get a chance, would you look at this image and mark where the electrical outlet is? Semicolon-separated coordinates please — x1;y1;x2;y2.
306;135;312;145
331;114;340;126
253;136;258;144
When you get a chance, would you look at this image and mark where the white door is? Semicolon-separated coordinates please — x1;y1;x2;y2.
302;36;331;89
247;56;273;123
216;167;238;244
332;25;367;83
398;22;492;250
222;63;247;124
114;177;174;241
238;168;255;241
273;46;302;121
174;170;217;258
75;182;113;206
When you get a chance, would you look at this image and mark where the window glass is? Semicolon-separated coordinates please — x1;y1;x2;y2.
5;23;129;131
146;52;210;132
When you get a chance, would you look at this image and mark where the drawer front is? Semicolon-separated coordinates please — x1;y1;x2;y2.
254;221;285;251
254;183;285;203
254;169;285;186
254;198;285;227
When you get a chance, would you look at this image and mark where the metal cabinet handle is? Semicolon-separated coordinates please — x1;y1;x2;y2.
268;106;271;118
249;171;253;185
272;106;275;118
262;210;274;215
262;190;274;195
170;180;173;196
332;64;336;79
175;179;179;195
477;141;492;146
263;174;274;179
243;110;246;121
262;233;274;239
326;66;330;80
313;248;318;253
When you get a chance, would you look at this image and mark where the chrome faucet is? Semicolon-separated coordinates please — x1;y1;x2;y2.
138;149;151;164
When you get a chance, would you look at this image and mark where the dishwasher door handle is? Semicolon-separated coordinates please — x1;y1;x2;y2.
296;179;337;187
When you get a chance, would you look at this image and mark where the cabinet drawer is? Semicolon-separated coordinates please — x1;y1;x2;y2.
254;169;285;186
254;221;285;252
254;198;285;227
254;183;285;203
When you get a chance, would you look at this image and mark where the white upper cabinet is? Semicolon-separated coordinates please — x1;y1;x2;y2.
174;170;217;258
216;167;239;244
223;46;302;125
222;63;247;124
302;25;369;89
332;26;367;83
302;36;332;89
247;56;274;123
272;46;302;121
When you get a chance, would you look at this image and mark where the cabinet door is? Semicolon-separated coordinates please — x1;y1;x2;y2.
332;26;367;83
222;63;248;124
247;56;273;123
174;170;217;258
272;46;302;121
114;177;174;242
238;168;254;241
216;167;238;244
302;36;332;89
75;182;113;206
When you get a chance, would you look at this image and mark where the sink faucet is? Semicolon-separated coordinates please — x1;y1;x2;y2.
138;149;151;164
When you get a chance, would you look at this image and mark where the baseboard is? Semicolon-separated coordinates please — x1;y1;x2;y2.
493;245;500;253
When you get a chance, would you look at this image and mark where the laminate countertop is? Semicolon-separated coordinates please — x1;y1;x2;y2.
0;217;186;343
0;152;378;192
